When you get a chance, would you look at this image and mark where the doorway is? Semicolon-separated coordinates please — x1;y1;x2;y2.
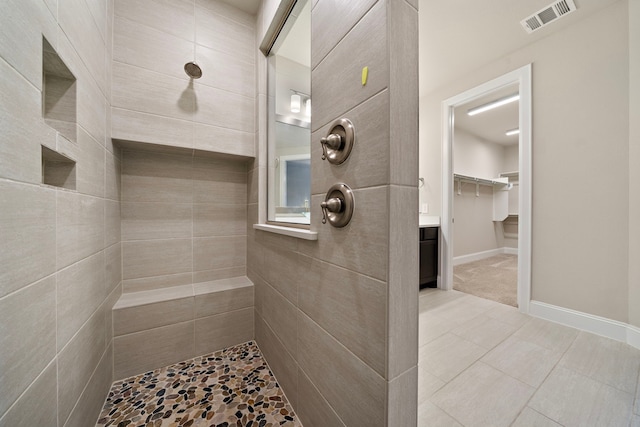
441;66;532;313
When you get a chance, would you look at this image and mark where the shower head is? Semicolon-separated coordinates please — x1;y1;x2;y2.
184;62;202;79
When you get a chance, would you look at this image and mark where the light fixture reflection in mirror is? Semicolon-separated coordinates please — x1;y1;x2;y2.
290;94;301;113
305;99;311;116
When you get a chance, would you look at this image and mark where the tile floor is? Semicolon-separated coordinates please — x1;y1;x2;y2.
418;288;640;427
96;341;300;427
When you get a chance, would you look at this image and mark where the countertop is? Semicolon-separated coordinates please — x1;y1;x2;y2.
419;215;440;228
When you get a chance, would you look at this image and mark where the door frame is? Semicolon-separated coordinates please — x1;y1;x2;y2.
440;64;532;313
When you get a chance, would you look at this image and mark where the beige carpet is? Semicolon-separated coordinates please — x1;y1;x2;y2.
453;254;518;307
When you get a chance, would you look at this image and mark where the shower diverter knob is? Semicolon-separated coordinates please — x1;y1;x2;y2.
320;183;354;227
319;118;355;164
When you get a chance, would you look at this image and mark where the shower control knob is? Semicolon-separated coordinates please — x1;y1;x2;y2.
319;118;355;164
320;183;354;227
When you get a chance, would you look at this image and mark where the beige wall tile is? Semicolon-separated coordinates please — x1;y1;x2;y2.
193;123;255;157
311;1;388;131
56;191;105;269
114;0;194;42
114;321;195;380
194;278;253;318
193;203;246;237
0;0;57;90
0;59;55;185
57;308;106;425
113;62;196;120
193;236;246;272
304;187;389;282
105;155;121;201
84;0;107;41
76;67;108;146
114;296;194;336
193;266;247;285
0;276;56;417
122;238;192;280
104;284;121;347
64;343;113;427
296;368;345;427
105;200;121;247
255;313;299;407
106;242;122;295
193;163;247;204
122;202;192;241
195;308;254;356
0;361;57;427
261;247;301;305
311;90;390;194
297;312;385;426
112;108;194;150
123;272;193;294
115;284;193;309
310;0;377;69
260;281;298;359
0;181;56;298
387;365;418;426
59;0;106;94
114;16;192;80
388;185;419;378
57;251;106;350
298;255;386;376
195;0;254;27
195;6;255;63
121;149;193;203
196;44;255;97
193;83;254;133
75;129;106;197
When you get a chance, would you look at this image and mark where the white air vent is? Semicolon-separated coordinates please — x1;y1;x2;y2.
520;0;577;34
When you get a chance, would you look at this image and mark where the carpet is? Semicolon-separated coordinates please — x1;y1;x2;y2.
453;254;518;307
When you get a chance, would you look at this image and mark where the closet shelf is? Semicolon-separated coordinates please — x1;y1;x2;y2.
454;173;510;187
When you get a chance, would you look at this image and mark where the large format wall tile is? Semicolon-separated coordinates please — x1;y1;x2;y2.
121;202;192;241
114;16;192;80
193;236;247;271
114;0;194;42
56;191;105;269
0;276;56;417
195;6;255;63
298;255;387;376
0;181;56;298
195;308;254;355
57;309;106;425
260;281;298;360
114;321;195;380
193;123;255;157
57;251;106;350
112;108;194;150
194;277;254;317
311;1;388;131
296;369;346;427
193;83;254;133
122;239;192;280
196;44;255;97
114;296;194;336
0;361;57;427
76;128;106;197
297;312;386;426
193;203;246;237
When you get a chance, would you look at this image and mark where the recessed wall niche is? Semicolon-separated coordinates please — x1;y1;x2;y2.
42;37;77;143
41;145;76;189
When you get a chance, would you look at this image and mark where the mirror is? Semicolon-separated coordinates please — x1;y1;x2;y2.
267;0;311;225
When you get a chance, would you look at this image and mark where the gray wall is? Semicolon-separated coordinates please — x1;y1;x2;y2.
629;0;640;329
0;0;119;425
249;0;419;425
420;0;632;323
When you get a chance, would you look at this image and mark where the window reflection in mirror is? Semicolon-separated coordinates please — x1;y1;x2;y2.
267;0;311;225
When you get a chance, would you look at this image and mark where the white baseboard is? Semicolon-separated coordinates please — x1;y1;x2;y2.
529;300;640;350
453;247;518;266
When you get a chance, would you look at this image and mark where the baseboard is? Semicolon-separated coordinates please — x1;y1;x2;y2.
529;300;639;350
453;247;518;266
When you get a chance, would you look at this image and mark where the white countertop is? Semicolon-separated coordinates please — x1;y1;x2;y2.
419;215;440;228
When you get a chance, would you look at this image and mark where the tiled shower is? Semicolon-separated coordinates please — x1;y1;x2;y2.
0;0;420;426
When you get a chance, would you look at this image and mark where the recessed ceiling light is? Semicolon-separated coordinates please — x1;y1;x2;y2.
467;94;519;116
505;128;520;136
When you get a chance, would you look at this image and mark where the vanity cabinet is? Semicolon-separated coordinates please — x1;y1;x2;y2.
420;227;438;287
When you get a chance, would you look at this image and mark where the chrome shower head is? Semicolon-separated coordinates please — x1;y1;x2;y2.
184;62;202;79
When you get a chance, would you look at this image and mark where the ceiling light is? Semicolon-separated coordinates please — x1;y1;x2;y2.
290;94;301;113
467;94;519;116
505;128;520;136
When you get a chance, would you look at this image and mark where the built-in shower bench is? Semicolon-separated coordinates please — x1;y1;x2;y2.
111;276;254;380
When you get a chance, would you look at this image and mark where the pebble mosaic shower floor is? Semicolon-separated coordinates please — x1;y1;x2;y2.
96;341;301;427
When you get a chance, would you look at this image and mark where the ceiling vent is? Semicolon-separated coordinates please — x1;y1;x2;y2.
520;0;577;34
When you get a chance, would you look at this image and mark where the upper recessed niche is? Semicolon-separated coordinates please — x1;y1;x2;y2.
42;37;77;143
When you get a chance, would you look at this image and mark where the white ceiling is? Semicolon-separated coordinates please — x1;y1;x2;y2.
454;84;519;146
419;0;620;97
217;0;261;15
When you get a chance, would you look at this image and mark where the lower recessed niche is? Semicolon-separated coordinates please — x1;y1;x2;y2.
42;146;76;190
